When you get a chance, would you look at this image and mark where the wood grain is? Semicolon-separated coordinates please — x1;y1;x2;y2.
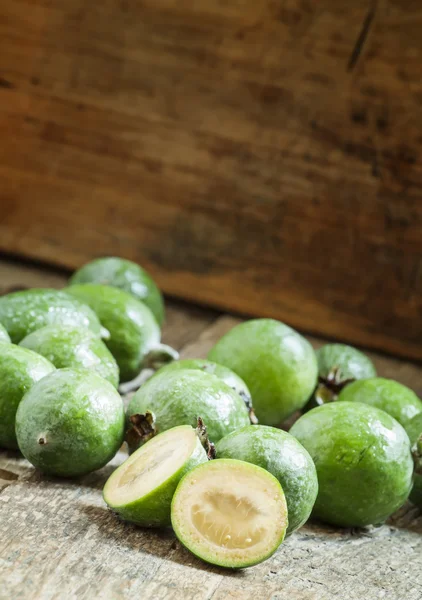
0;257;421;600
0;1;421;362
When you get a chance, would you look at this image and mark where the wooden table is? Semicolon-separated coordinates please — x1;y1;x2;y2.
1;257;421;600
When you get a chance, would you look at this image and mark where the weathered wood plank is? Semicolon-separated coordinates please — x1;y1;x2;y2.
1;1;422;361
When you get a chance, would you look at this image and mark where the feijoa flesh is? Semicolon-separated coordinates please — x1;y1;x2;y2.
290;402;414;527
104;425;208;527
70;257;165;326
16;368;125;477
20;325;119;388
208;319;318;425
0;323;10;343
0;343;55;449
126;369;251;452
154;359;255;421
0;289;103;343
337;377;422;430
404;413;422;509
171;459;288;568
215;425;318;534
66;284;176;383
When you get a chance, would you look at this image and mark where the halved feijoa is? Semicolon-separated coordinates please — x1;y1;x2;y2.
0;289;103;343
215;425;318;534
171;459;288;568
154;359;255;421
0;323;10;343
66;284;177;383
20;325;119;388
126;369;251;452
337;377;422;430
70;257;165;326
208;319;317;425
104;425;208;527
0;343;55;449
15;369;125;477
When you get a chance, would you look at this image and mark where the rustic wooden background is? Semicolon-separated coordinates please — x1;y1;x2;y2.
0;0;421;360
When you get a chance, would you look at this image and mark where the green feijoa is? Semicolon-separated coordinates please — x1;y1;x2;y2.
305;343;377;411
154;359;255;420
215;425;318;534
171;459;288;569
20;325;119;388
0;289;103;343
317;344;376;381
404;413;422;509
0;323;11;343
15;368;125;477
104;425;208;527
126;369;251;452
65;284;174;383
337;377;422;430
208;319;318;425
0;343;55;449
290;402;413;527
70;257;165;326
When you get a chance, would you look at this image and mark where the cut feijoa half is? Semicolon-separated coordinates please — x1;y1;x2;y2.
171;459;288;569
104;425;208;527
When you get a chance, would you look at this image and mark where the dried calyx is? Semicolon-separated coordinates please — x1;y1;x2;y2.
196;417;216;460
125;411;156;449
412;433;422;476
314;366;355;406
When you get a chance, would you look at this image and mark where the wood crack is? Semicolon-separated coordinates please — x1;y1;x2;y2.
347;1;378;71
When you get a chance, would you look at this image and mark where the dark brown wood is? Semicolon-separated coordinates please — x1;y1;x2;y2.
0;1;421;360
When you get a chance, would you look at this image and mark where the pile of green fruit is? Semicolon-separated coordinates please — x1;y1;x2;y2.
0;257;421;570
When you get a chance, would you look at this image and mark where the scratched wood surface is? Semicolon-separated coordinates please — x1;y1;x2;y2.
0;257;421;600
1;1;422;362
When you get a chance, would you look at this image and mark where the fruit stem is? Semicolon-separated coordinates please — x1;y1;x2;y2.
118;369;155;395
144;344;179;370
196;417;216;460
118;344;179;394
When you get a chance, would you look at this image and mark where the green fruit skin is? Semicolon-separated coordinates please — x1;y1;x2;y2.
70;257;165;326
127;370;251;450
66;284;160;382
337;377;422;430
0;289;103;343
15;368;125;477
104;427;208;527
0;323;11;343
154;359;251;402
0;343;55;449
171;459;287;569
20;325;119;388
317;344;376;381
404;413;422;509
208;319;318;425
215;425;318;535
290;402;414;527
